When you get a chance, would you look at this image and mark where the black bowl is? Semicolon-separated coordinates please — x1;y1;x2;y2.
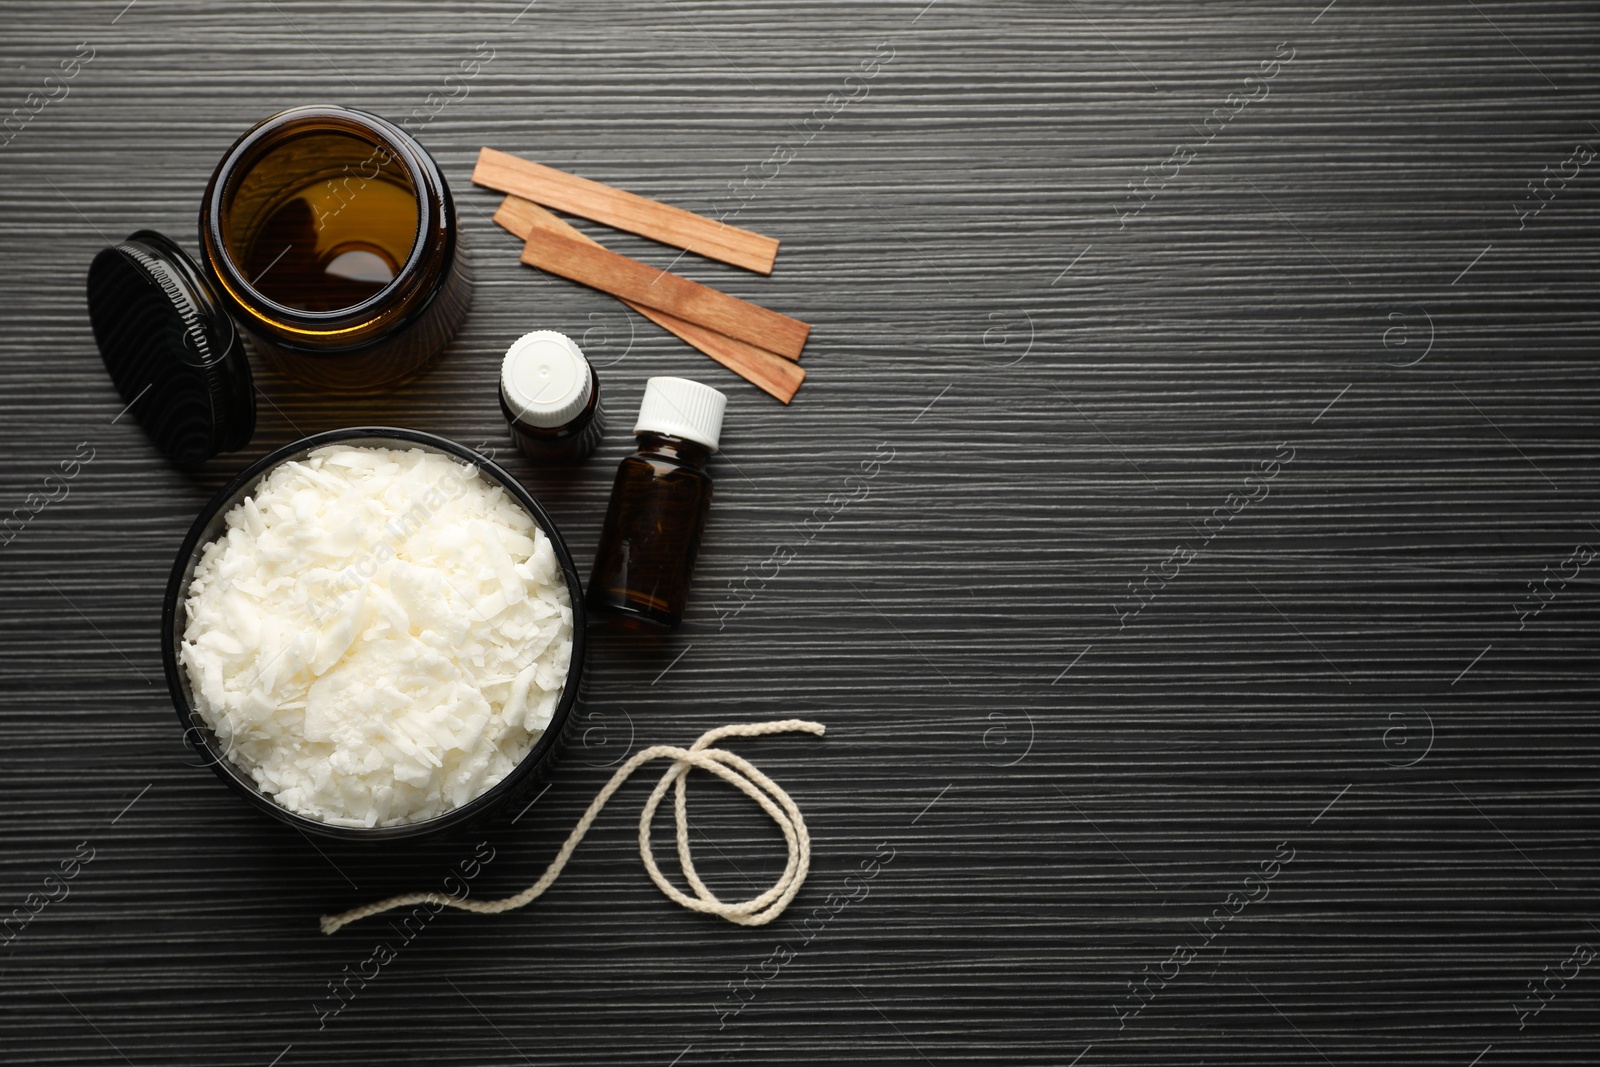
160;427;586;841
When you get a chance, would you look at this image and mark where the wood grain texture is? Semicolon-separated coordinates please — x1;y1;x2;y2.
1;1;1598;1066
520;227;811;358
495;194;805;402
475;147;782;274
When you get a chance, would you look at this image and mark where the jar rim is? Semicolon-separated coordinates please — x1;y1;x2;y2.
200;105;447;340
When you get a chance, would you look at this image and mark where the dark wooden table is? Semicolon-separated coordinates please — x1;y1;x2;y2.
2;2;1597;1064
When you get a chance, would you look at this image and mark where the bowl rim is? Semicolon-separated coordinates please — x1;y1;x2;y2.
159;426;586;841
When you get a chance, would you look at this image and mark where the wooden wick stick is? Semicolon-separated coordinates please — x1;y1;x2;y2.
494;196;805;404
519;225;810;361
475;147;780;275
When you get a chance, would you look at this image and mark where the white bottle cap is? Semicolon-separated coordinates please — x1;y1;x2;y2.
634;376;726;452
501;331;593;428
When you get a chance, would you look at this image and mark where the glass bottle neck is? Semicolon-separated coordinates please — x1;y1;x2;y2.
635;432;711;468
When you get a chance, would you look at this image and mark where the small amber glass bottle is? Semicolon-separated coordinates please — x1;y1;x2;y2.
199;105;472;393
499;331;604;465
589;377;727;629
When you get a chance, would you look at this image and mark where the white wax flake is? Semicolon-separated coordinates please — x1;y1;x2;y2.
181;445;572;826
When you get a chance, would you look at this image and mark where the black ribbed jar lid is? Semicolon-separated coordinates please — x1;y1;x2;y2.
86;230;255;467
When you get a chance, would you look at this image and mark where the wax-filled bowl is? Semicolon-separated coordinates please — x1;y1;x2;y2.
160;427;585;841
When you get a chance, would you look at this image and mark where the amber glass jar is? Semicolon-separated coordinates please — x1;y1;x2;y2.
199;105;471;392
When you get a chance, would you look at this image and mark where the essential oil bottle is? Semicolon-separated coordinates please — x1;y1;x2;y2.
499;330;604;464
588;377;726;629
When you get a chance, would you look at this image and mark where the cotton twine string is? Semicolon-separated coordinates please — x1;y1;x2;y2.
320;719;825;935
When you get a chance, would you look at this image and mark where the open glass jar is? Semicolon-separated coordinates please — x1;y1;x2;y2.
199;105;472;393
87;105;475;466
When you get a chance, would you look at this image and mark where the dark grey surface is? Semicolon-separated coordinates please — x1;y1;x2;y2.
2;1;1598;1064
